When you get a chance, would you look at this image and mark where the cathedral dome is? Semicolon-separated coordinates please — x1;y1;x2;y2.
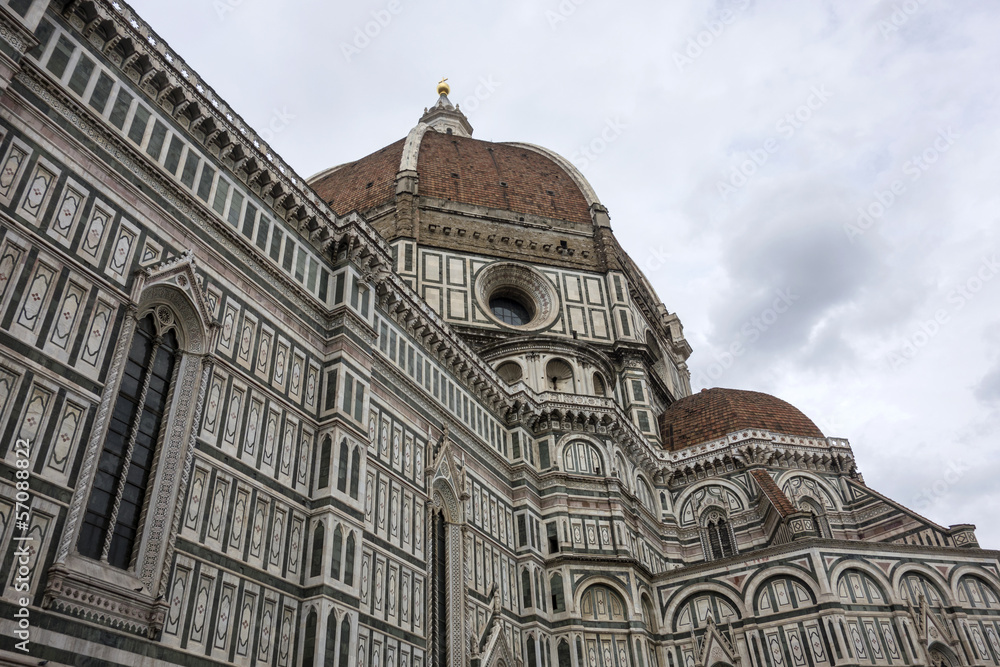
308;91;599;226
658;388;824;451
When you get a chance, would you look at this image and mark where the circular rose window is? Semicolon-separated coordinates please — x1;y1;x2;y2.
476;262;559;331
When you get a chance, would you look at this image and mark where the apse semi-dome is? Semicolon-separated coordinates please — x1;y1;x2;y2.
658;388;824;451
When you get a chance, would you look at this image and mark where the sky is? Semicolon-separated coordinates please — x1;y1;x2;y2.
127;0;1000;548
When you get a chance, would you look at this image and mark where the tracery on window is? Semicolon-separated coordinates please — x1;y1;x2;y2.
78;311;179;569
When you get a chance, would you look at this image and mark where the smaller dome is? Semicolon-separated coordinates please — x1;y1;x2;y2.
658;388;824;451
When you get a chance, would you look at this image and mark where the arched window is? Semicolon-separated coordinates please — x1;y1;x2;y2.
580;585;628;622
550;572;566;612
316;435;331;490
544;358;574;392
302;608;318;667
522;569;533;610
331;525;343;579
593;373;607;397
558;639;572;667
78;313;179;568
337;616;351;666
642;594;658;632
526;635;539;667
344;532;356;585
562;440;603;476
349;447;360;499
636;476;656;513
324;613;337;665
310;521;325;578
704;515;736;560
337;438;349;492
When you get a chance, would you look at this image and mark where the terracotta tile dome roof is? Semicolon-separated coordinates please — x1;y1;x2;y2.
310;131;592;224
658;388;824;451
310;138;405;216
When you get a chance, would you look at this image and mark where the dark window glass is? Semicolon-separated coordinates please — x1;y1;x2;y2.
78;315;177;569
337;439;349;493
349;448;360;499
196;164;215;201
343;533;355;585
342;374;354;415
434;511;448;660
228;190;243;226
269;229;282;262
146;120;168;160
68;54;95;95
29;19;54;59
353;383;364;422
256;216;270;251
127;105;150;145
46;35;75;79
180;151;199;188
9;0;32;17
310;521;324;577
88;72;114;114
489;296;531;326
303;610;318;667
243;203;257;238
522;569;532;609
282;239;294;272
108;88;133;130
330;525;342;579
317;435;331;489
163;135;184;175
337;617;351;666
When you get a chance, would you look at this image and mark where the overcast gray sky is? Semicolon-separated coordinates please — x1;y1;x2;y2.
127;0;1000;547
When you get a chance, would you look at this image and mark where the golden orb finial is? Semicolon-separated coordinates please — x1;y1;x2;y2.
437;78;450;96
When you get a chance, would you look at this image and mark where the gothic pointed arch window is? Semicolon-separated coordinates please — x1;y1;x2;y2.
302;608;318;667
337;438;349;492
50;269;216;634
316;435;332;490
344;532;356;585
325;612;338;665
337;616;352;666
310;520;325;578
349;446;361;498
701;510;736;560
550;572;566;612
522;568;533;610
77;311;180;568
558;639;572;667
331;524;343;579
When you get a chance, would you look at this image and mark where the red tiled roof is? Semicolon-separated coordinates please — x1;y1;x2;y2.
750;469;797;517
309;132;592;224
417;132;591;224
658;388;824;451
311;138;405;215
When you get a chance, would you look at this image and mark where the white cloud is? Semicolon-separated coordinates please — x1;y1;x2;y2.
130;0;1000;547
